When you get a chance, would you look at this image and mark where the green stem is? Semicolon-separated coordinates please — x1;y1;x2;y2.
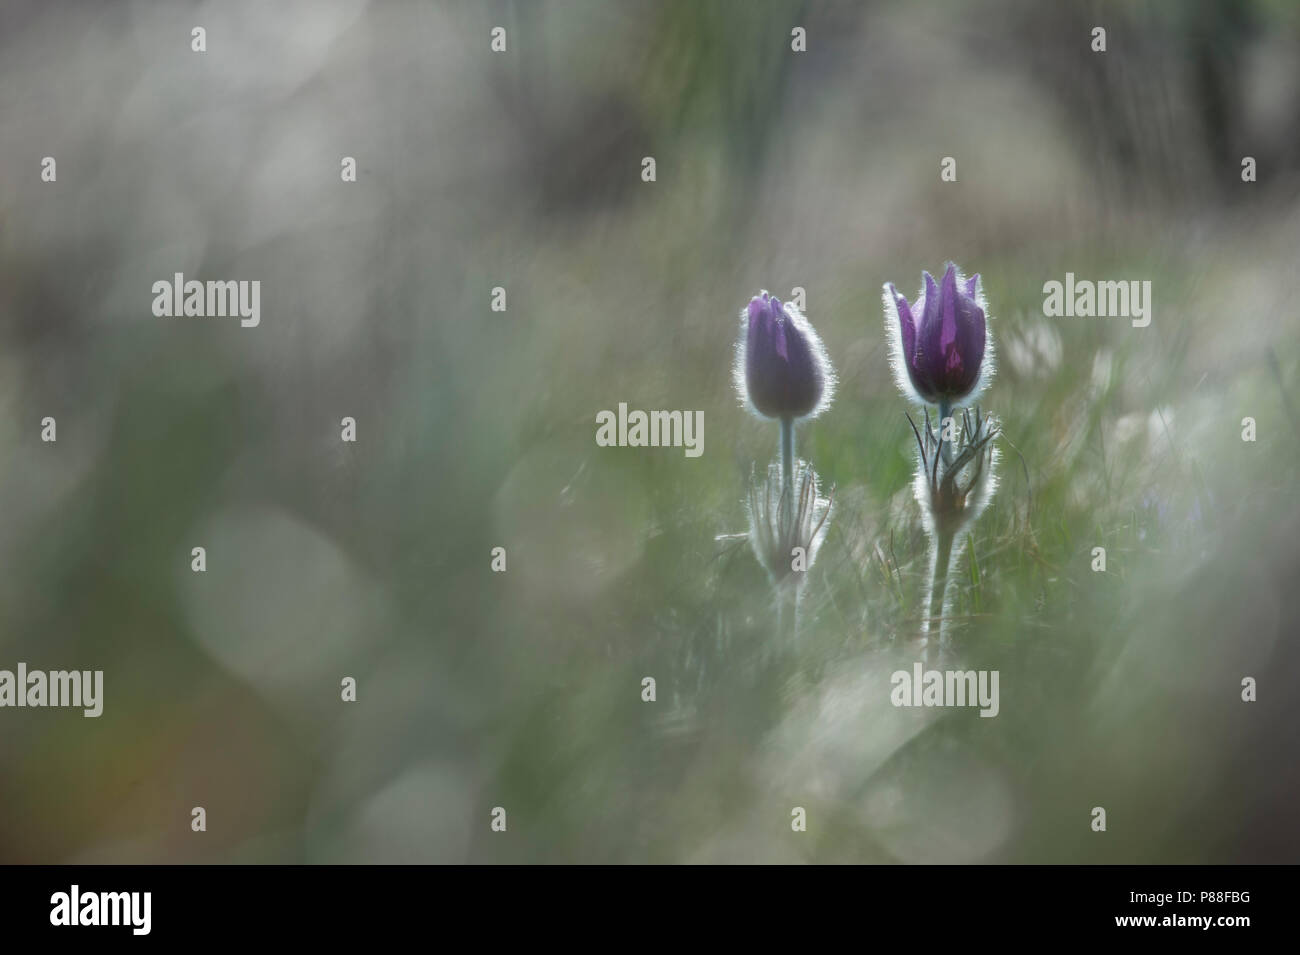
776;580;799;642
938;399;954;468
777;417;799;642
780;416;795;501
924;527;954;662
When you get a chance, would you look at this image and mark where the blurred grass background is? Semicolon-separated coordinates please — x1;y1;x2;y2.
0;0;1298;863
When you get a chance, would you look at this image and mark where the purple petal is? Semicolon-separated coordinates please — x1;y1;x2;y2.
954;296;986;392
921;271;939;320
770;297;789;360
940;264;962;375
888;282;916;368
914;271;943;392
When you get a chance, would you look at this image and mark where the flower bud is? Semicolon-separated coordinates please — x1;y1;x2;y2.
735;292;834;421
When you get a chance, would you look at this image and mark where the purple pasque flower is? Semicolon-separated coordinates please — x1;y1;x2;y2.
735;291;834;421
884;263;992;406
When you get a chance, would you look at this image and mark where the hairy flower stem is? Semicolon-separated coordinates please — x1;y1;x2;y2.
925;401;955;663
923;525;955;663
938;399;954;467
780;416;795;505
778;417;799;641
776;581;799;642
